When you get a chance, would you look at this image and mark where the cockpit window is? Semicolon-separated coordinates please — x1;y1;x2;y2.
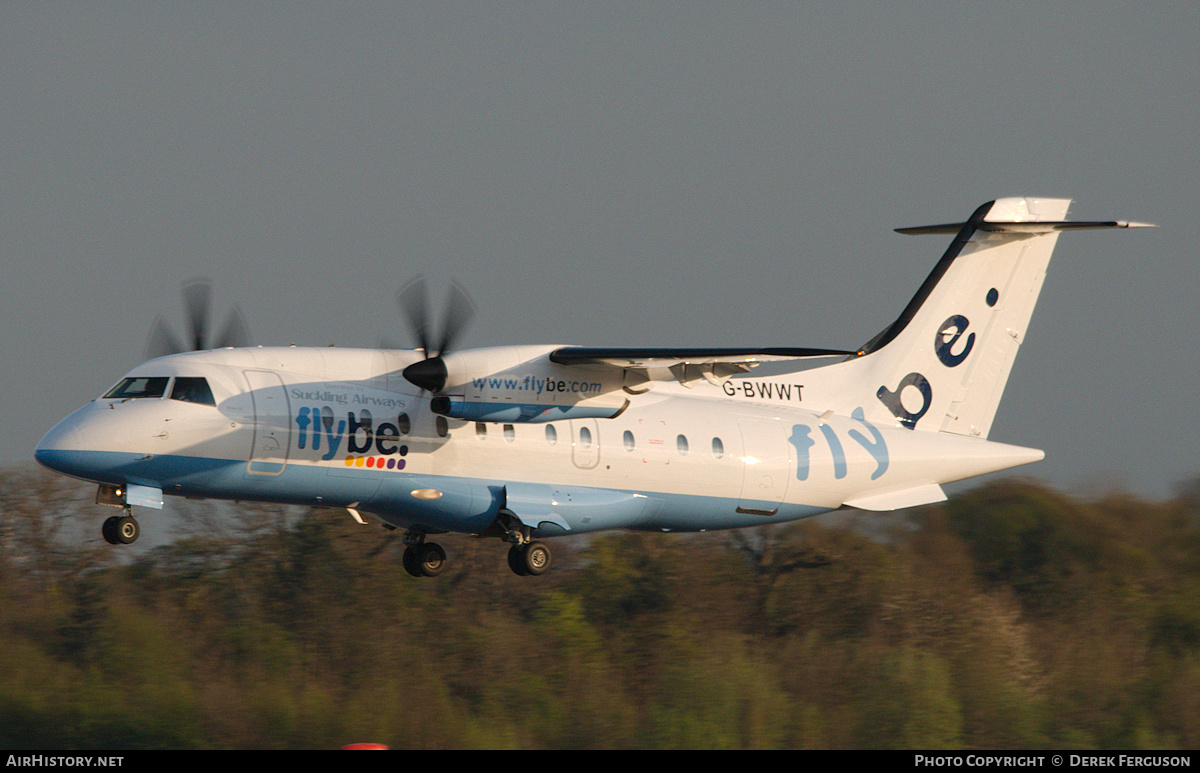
104;377;169;400
171;377;216;406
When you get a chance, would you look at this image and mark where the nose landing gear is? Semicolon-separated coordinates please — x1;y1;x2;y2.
101;509;140;545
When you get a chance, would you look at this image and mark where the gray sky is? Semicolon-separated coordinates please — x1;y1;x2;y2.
4;2;1197;500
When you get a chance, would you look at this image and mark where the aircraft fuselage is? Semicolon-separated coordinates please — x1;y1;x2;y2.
36;344;1041;539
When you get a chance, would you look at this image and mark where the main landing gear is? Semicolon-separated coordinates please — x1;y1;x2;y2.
499;508;552;577
401;513;553;578
508;541;552;576
401;534;447;578
101;508;140;545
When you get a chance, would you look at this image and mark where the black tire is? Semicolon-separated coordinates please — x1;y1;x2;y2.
101;516;121;545
508;544;529;576
402;545;424;578
417;542;447;577
522;541;552;576
115;515;139;545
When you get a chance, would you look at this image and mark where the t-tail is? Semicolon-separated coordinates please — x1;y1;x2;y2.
803;197;1152;438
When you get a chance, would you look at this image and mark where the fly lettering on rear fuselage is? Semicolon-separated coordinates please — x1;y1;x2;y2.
788;407;889;481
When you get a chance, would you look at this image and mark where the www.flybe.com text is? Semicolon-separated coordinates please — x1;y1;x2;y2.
471;375;603;396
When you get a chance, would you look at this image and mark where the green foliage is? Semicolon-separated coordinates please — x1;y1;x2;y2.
856;648;963;749
2;466;1199;749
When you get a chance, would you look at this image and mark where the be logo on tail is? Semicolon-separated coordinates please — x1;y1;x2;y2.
877;312;976;430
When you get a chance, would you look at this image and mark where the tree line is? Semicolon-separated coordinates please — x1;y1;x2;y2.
1;465;1198;749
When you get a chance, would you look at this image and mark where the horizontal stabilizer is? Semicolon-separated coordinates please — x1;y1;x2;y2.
897;219;1155;235
843;483;947;511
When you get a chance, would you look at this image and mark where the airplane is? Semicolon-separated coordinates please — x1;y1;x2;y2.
35;197;1152;577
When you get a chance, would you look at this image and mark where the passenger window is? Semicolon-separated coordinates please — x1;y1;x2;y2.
712;437;725;459
475;422;487;439
170;377;216;406
504;424;515;442
623;430;636;451
104;377;169;400
397;413;411;435
545;425;558;445
677;434;689;455
579;426;592;448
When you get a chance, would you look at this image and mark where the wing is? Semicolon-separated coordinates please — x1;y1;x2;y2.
549;346;852;368
549;346;853;388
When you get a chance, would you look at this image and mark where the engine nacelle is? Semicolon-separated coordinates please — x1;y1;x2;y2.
432;346;629;423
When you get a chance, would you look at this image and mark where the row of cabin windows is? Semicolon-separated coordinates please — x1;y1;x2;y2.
465;420;725;459
622;430;725;459
474;422;517;442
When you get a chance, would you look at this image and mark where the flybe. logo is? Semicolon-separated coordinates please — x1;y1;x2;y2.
294;407;409;469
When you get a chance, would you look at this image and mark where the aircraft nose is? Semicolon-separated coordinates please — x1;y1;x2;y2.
35;405;97;479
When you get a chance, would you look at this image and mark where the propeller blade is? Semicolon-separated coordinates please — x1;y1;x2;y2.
214;306;252;349
182;279;212;352
397;276;475;392
144;279;251;359
146;315;185;359
397;275;432;354
436;280;475;358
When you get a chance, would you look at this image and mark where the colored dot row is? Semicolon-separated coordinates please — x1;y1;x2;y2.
344;455;407;470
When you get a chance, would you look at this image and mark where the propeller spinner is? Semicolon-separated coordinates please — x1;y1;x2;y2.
145;279;251;359
397;275;475;393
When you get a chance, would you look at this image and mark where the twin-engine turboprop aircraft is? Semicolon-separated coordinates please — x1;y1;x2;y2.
36;198;1151;576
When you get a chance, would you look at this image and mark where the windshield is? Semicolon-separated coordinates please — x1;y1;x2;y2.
170;377;216;406
103;377;169;400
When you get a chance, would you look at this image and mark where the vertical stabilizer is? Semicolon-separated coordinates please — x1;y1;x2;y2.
802;198;1150;438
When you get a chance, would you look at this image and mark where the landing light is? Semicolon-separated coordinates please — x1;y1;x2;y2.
410;489;444;501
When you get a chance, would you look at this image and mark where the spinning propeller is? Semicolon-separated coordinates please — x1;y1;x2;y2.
398;275;476;393
145;279;251;359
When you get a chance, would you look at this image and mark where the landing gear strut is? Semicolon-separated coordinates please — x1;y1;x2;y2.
498;509;552;576
101;509;139;545
401;533;446;578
